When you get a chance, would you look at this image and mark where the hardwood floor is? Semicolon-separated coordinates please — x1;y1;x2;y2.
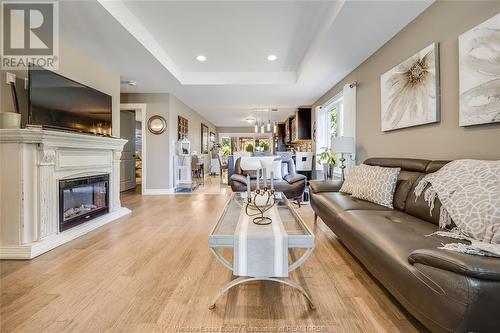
0;179;423;332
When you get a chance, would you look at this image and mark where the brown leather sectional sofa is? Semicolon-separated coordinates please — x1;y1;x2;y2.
310;158;500;333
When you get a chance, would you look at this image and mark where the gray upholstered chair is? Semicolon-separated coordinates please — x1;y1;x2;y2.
230;157;307;205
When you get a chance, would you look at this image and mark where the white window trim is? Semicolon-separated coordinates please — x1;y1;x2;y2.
315;91;343;170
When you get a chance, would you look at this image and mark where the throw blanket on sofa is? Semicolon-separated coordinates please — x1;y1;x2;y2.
233;205;288;277
414;159;500;257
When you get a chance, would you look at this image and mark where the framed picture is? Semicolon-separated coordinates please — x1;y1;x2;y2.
178;116;188;140
459;13;500;126
210;131;216;143
380;43;440;131
201;123;209;154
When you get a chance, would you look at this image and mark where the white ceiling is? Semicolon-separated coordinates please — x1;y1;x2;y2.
59;0;433;127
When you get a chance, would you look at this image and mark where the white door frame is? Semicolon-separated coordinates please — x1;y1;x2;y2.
120;103;147;195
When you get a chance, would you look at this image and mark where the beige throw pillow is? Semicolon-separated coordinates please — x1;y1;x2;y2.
351;165;401;208
339;165;365;194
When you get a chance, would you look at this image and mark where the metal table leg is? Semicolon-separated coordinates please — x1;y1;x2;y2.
208;276;315;310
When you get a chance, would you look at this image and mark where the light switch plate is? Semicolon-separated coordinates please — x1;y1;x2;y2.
6;72;16;85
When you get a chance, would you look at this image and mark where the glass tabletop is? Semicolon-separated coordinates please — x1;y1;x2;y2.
209;192;314;249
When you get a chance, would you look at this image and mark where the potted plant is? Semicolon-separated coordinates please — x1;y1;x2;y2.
317;147;336;180
245;143;254;153
259;141;270;152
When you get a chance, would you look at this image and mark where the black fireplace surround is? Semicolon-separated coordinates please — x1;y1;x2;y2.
59;174;109;232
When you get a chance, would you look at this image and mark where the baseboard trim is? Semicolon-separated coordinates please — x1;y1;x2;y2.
0;207;131;260
143;188;175;195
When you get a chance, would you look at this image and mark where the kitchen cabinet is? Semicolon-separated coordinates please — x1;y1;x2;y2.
274;123;286;152
282;107;312;144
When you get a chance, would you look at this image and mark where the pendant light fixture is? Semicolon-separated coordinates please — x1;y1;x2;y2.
266;108;271;131
253;109;258;133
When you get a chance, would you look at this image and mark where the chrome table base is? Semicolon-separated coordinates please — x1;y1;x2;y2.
208;248;315;310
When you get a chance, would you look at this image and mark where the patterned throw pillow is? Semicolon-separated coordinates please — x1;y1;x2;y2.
339;165;365;194
351;165;401;208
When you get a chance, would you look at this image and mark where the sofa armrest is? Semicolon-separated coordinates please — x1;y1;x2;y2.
309;180;344;194
284;174;306;184
408;248;500;281
230;174;248;186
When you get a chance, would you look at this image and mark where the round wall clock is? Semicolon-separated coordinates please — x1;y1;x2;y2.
147;115;167;134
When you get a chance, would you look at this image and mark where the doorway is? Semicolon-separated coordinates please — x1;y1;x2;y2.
119;103;147;194
120;110;139;192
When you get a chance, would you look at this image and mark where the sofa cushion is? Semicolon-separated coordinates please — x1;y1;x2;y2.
408;248;500;281
405;175;445;226
313;192;391;217
351;165;401;208
393;170;423;211
336;210;443;260
240;156;263;171
339;165;365;194
333;210;471;270
284;174;306;184
364;157;430;173
260;158;282;179
281;162;289;177
329;209;478;332
309;180;344;194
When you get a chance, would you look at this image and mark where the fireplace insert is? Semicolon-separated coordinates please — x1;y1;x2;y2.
59;174;109;232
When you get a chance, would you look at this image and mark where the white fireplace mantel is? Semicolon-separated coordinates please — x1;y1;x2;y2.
0;128;131;259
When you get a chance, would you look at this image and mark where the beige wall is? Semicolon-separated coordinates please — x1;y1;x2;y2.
169;94;216;156
168;95;216;188
313;1;500;162
121;93;216;190
1;42;121;136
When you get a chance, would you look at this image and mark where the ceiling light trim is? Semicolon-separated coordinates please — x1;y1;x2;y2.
296;1;345;80
97;0;298;86
98;0;183;81
181;71;297;85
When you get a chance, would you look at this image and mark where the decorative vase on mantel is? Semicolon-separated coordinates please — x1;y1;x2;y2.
0;112;21;129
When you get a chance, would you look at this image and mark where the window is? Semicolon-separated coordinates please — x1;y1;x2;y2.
221;137;231;156
315;93;344;170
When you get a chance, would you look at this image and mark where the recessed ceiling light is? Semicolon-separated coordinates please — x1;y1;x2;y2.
245;117;256;123
267;54;277;61
120;80;137;86
196;55;207;62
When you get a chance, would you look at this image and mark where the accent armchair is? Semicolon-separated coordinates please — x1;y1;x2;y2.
230;157;307;205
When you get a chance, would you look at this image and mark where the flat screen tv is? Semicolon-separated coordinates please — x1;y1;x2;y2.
29;66;112;135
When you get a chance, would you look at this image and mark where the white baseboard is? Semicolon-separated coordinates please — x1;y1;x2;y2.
0;207;131;260
142;188;175;195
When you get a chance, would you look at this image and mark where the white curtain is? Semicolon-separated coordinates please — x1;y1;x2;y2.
342;83;357;167
315;105;330;170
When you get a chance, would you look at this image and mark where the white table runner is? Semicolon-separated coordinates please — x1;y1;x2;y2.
233;205;288;277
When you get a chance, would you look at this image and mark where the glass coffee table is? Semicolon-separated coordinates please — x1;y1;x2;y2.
208;192;315;309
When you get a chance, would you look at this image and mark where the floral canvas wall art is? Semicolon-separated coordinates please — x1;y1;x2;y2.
380;43;440;131
459;13;500;126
